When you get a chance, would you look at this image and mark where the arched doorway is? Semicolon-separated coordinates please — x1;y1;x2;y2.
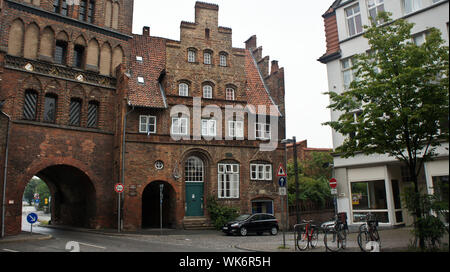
21;164;97;229
184;156;204;217
142;181;176;228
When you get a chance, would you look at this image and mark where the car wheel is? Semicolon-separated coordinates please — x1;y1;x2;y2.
240;227;248;236
270;227;278;235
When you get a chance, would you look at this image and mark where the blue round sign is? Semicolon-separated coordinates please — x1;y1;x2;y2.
27;213;38;224
278;177;287;187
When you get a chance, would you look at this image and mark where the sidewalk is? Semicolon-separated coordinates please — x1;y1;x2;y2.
0;231;52;244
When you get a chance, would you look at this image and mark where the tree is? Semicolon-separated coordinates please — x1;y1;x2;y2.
287;151;333;208
324;12;449;250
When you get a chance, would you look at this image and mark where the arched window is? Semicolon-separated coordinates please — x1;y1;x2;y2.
8;19;25;57
226;87;235;101
188;48;196;63
203;85;213;99
79;0;95;23
69;98;82;126
185;156;204;182
43;93;57;123
204;51;212;65
23;89;38;120
179;83;189;97
219;52;228;67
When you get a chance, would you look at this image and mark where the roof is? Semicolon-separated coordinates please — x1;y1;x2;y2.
244;50;281;117
128;34;167;108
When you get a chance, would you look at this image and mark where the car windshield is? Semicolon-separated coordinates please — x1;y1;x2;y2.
235;214;251;221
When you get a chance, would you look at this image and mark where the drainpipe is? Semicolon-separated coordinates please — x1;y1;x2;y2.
119;102;134;232
1;106;11;238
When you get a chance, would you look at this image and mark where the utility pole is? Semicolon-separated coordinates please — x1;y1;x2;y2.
292;136;300;224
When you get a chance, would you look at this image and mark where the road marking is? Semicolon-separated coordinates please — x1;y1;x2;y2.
78;242;106;250
3;248;19;252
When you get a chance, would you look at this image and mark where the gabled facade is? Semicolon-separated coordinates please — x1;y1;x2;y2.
319;0;449;227
0;1;286;235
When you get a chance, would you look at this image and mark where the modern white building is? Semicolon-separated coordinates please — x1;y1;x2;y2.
319;0;449;227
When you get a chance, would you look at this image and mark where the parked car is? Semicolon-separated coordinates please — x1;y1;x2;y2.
222;213;279;236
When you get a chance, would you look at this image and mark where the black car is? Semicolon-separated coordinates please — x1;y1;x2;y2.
222;213;279;236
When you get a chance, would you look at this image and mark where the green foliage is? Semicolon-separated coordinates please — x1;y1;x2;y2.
402;186;448;251
206;196;239;230
22;177;50;210
287;151;333;208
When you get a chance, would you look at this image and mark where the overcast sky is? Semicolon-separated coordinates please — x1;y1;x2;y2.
132;0;333;148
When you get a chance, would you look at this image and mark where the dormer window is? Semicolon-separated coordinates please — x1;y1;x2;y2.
137;77;145;84
136;56;143;62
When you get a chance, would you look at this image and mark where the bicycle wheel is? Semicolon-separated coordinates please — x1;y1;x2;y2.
296;229;309;251
324;228;340;252
310;229;319;248
357;230;370;252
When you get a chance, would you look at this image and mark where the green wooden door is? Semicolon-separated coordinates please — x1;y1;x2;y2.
185;183;204;216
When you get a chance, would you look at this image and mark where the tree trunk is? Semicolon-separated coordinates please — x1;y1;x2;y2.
410;164;425;250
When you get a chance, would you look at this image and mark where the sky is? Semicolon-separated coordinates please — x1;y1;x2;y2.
132;0;334;149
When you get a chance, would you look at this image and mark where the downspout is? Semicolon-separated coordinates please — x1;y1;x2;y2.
1;108;11;238
120;102;134;232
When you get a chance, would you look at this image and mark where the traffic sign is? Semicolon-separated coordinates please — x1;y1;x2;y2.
115;183;124;193
329;178;337;189
331;188;338;195
277;163;287;177
27;213;38;224
278;177;287;187
279;187;287;196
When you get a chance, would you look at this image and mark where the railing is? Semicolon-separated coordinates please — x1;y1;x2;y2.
4;55;117;89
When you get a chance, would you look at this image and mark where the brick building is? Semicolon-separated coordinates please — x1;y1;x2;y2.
0;0;286;235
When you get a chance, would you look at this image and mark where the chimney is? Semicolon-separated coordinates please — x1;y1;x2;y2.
245;35;257;50
143;26;150;36
271;60;279;74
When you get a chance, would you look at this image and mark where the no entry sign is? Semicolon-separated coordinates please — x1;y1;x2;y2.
329;178;337;189
115;183;124;193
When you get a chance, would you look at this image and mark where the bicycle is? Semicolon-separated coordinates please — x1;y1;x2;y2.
357;213;381;252
295;220;319;251
323;213;348;252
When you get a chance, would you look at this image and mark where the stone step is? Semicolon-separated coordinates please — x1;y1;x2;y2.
183;217;215;230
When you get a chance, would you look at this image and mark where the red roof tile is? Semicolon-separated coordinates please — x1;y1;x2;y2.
128;34;167;108
244;50;281;117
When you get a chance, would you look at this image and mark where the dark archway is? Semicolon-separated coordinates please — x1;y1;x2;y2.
142;181;176;228
22;164;97;229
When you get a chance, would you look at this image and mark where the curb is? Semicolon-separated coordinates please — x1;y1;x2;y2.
0;233;53;244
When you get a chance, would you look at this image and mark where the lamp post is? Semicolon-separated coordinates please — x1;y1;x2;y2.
282;137;300;224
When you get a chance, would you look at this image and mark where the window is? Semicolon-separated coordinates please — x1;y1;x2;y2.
136;56;143;62
432;176;449;224
204;51;211;65
226;88;235;101
219;53;227;67
73;44;85;68
203;85;212;99
218;163;239;198
205;28;210;39
349;110;362;140
345;4;363;37
201;119;216;137
185;157;204;182
351;180;389;223
43;94;57;123
87;1;95;23
137;76;145;84
341;57;357;90
188;49;196;63
412;32;427;46
53;0;67;15
79;0;87;21
87;101;99;128
54;40;67;65
139;115;156;134
403;0;422;14
23;90;38;120
171;117;188;135
69;99;82;126
255;122;271;140
367;0;385;25
228;120;244;138
179;83;189;97
250;163;272;181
